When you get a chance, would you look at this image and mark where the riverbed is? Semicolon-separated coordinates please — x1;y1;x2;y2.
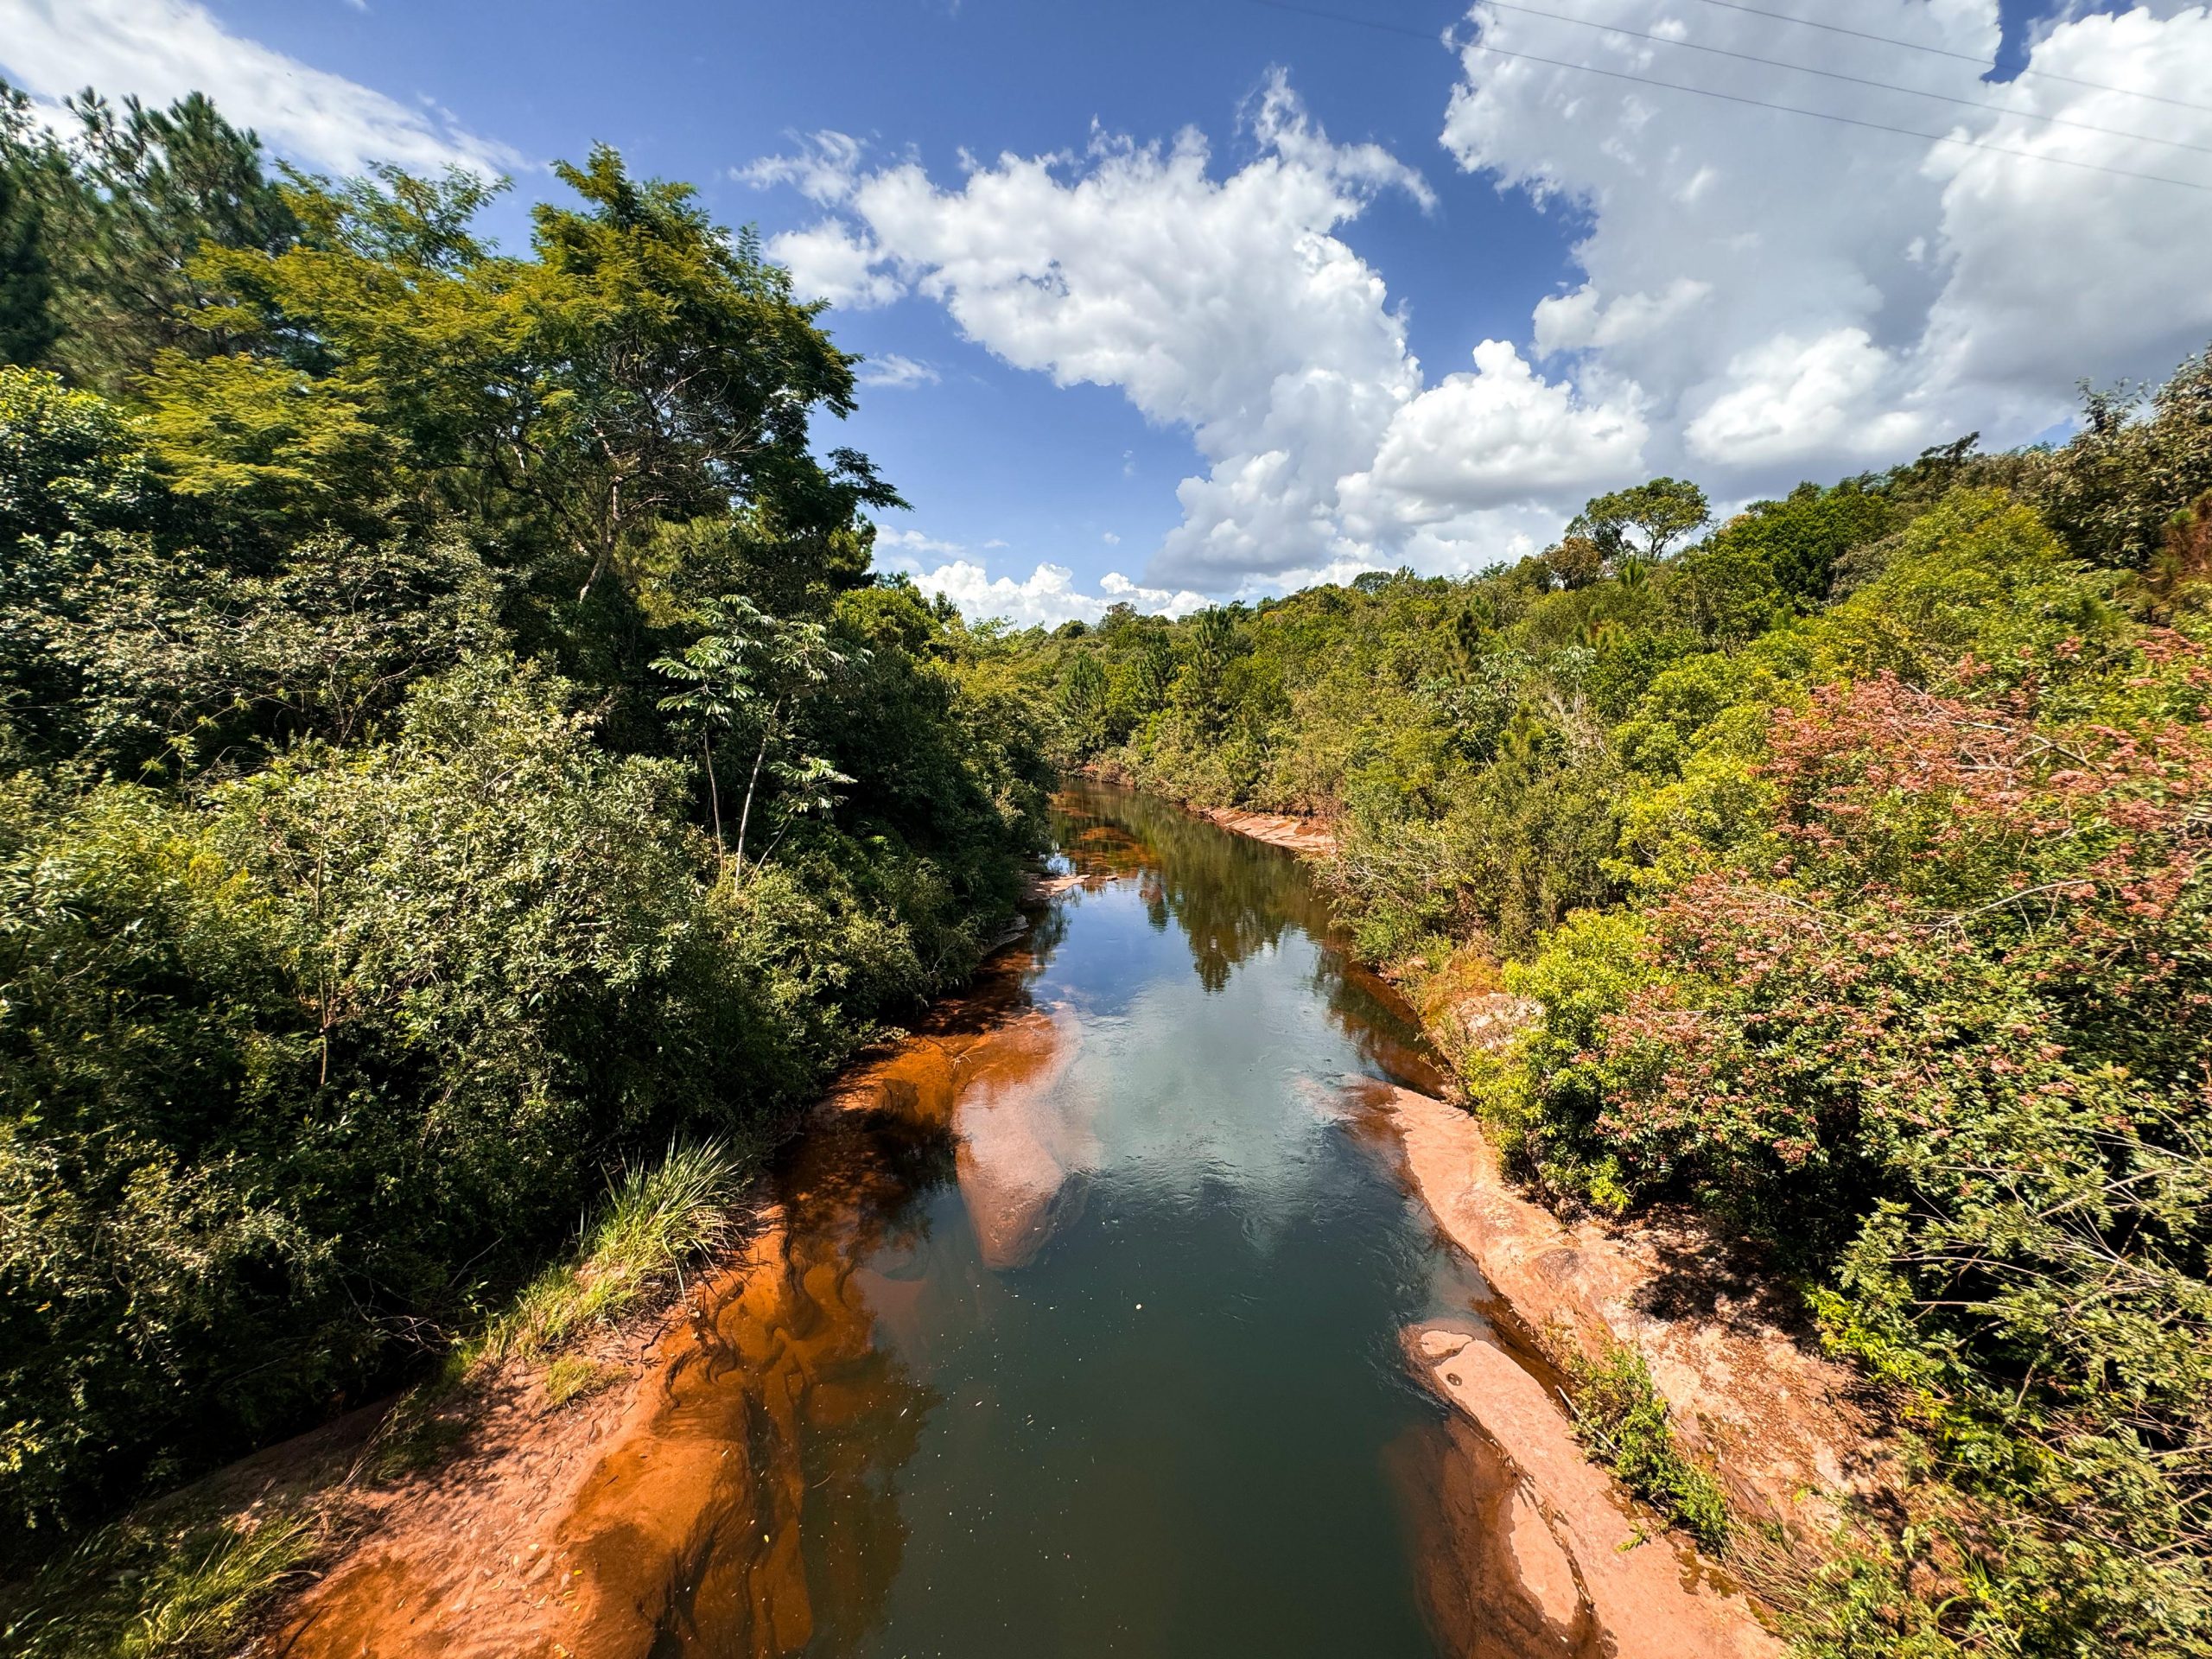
677;780;1491;1655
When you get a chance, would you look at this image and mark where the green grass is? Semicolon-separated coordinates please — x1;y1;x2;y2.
543;1356;624;1408
0;1511;318;1659
468;1138;750;1372
1553;1332;1733;1552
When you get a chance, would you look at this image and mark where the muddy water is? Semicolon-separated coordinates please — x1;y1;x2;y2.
656;783;1498;1657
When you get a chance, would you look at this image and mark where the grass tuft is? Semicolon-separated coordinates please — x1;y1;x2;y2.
472;1139;747;1369
542;1357;623;1408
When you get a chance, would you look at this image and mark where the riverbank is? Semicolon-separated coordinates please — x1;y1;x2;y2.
1193;805;1338;857
1197;803;1891;1652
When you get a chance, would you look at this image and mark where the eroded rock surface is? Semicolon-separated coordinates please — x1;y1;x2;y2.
1382;1084;1888;1537
1405;1324;1778;1659
1198;804;1337;856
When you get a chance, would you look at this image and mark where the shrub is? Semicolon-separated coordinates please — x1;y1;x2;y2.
1552;1332;1731;1551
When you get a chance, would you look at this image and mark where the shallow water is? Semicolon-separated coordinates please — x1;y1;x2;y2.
661;782;1497;1657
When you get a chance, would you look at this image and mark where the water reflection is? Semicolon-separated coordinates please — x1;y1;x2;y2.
1056;786;1322;995
645;782;1489;1658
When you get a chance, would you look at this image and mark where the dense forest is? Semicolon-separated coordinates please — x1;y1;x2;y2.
1021;362;2212;1652
0;83;1049;1572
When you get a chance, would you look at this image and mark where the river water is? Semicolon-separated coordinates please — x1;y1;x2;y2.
659;782;1498;1657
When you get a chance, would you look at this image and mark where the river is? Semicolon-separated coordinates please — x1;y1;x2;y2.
638;781;1501;1656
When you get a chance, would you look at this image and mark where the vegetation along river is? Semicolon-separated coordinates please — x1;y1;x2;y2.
638;780;1508;1656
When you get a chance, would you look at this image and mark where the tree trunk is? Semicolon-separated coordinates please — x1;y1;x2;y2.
702;731;725;869
733;699;781;874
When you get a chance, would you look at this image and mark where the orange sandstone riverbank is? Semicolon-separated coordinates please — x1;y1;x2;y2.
1194;804;1337;857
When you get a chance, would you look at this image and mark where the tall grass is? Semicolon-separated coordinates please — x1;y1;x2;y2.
0;1512;317;1659
472;1139;750;1367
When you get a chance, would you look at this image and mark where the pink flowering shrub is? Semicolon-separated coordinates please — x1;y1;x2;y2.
1505;636;2212;1650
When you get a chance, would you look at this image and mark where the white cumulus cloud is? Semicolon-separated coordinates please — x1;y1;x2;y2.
755;10;2212;597
1442;0;2212;499
1338;339;1647;532
0;0;519;177
742;73;1640;589
875;531;1208;627
745;74;1480;588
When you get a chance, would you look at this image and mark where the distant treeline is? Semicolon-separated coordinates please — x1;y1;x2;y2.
1020;356;2212;1656
0;85;1048;1557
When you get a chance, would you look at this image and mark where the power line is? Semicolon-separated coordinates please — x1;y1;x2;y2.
1484;0;2212;157
1238;0;2212;194
1458;36;2212;193
1682;0;2212;117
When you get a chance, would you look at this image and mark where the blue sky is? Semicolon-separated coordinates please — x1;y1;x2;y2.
6;1;2204;622
194;0;1583;597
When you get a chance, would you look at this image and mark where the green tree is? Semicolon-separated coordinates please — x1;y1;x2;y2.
0;89;60;368
4;86;299;392
1571;477;1711;563
1133;626;1176;711
2033;349;2212;571
652;597;851;871
1058;651;1109;754
1178;606;1239;730
156;151;899;620
1701;479;1892;603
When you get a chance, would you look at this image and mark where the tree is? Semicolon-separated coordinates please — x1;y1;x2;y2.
1699;479;1892;604
500;149;904;601
158;150;901;607
1179;606;1239;727
2032;350;2212;571
1571;477;1710;563
652;597;852;871
1545;533;1605;590
1058;651;1109;754
4;86;299;392
1133;627;1176;711
0;87;60;368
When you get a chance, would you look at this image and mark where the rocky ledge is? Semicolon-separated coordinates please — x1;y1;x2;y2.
1382;1081;1897;1656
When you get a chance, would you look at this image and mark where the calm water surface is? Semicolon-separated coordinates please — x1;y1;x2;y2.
667;783;1493;1657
